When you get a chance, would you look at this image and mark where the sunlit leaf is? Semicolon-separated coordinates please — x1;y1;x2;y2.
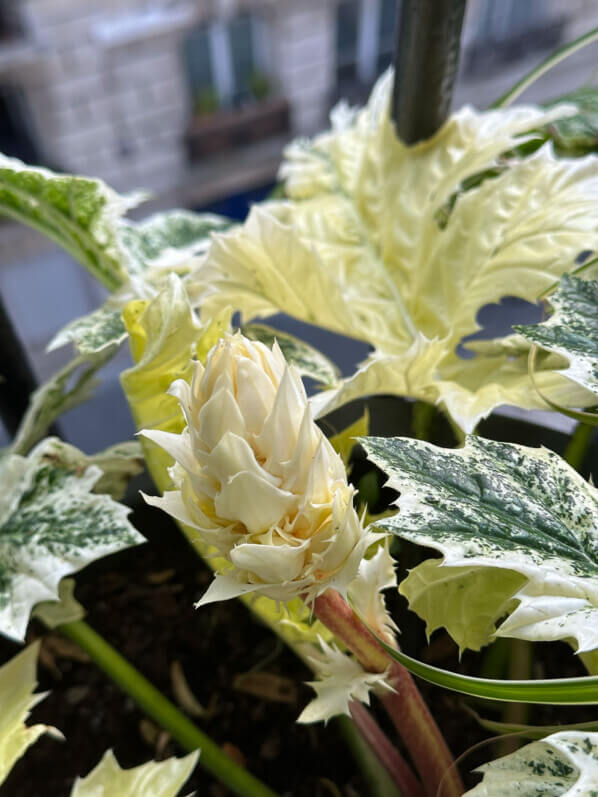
193;72;598;431
0;643;59;786
516;275;598;396
362;435;598;653
464;731;598;795
70;749;199;797
0;438;144;641
242;322;340;386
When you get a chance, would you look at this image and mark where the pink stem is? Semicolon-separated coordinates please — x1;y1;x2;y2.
350;700;425;797
314;589;463;797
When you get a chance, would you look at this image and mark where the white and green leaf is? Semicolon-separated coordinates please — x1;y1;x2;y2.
119;209;230;277
0;154;141;291
192;73;598;431
0;642;59;786
11;347;118;456
48;306;127;357
362;435;598;653
464;731;598;796
70;749;199;797
0;154;231;292
0;438;144;641
242;322;340;386
516;275;598;396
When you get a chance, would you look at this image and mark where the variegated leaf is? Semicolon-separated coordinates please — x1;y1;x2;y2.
120;209;230;277
362;435;598;653
0;643;59;786
0;154;141;291
543;87;598;155
193;72;598;432
34;438;145;501
243;322;340;386
70;749;199;797
48;306;127;357
516;275;598;396
464;731;598;796
11;348;118;456
0;438;144;641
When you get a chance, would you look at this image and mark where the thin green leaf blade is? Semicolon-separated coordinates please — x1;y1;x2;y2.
0;438;144;641
374;636;598;704
360;435;598;653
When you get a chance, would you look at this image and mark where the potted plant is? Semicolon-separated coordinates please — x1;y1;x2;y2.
0;4;598;795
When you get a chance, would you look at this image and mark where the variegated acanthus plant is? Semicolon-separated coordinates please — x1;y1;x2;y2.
2;30;598;797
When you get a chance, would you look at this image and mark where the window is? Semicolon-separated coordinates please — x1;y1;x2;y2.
335;0;399;102
465;0;564;73
182;14;271;113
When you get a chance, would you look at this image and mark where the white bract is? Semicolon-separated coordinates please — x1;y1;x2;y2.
142;333;378;605
298;637;392;724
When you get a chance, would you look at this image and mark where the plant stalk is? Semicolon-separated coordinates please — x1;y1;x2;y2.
349;701;425;797
314;589;463;797
59;619;278;797
392;0;467;143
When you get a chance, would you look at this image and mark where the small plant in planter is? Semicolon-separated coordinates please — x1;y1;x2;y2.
1;8;598;796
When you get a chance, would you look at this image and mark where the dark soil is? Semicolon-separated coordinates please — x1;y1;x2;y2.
1;466;595;796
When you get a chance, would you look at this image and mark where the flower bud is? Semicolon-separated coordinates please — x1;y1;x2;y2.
141;332;377;605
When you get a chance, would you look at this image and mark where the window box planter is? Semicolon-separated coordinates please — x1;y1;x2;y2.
185;96;290;160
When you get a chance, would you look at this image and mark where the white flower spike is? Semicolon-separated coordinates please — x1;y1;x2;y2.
141;332;379;606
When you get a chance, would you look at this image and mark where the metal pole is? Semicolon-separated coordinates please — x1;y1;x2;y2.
392;0;467;144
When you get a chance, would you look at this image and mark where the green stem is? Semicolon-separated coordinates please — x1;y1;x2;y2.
411;401;437;442
314;590;462;797
563;422;594;470
499;639;532;757
491;26;598;108
59;620;277;797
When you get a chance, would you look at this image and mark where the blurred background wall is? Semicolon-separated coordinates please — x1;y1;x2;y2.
1;0;597;449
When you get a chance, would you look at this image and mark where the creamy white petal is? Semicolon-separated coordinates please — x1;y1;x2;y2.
231;539;308;583
198;387;246;450
255;366;305;467
214;470;297;533
195;574;261;607
207;432;279;487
